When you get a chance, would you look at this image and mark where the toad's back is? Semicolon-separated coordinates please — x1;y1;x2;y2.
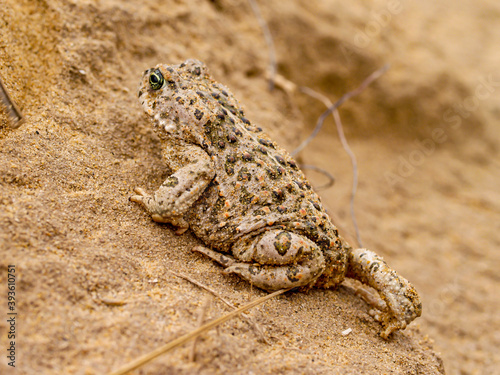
139;59;349;287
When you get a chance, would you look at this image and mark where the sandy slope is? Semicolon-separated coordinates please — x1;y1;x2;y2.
1;0;499;374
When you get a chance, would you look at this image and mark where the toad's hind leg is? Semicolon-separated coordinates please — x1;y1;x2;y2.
346;248;422;339
196;230;325;292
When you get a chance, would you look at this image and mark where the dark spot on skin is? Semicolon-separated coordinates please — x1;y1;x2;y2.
217;112;225;120
277;205;287;213
167;67;174;73
225;165;235;176
211;92;220;99
288;160;298;169
272;189;285;202
370;262;380;273
167;80;176;89
232;127;243;136
253;209;266;216
256;127;263;132
221;108;228;116
248;265;262;275
256;145;267;154
193;66;201;76
266;167;281;179
275;155;286;165
210;195;226;221
274;231;292;256
228;117;235;124
204;121;213;134
304;221;319;241
229;108;237;115
258;138;274;148
242;152;254;162
286;265;301;282
196;91;205;97
317;235;332;250
310;200;321;211
194;109;204;120
175;96;183;103
189;99;195;105
227;134;238;143
179;63;186;68
138;90;143;98
163;176;179;187
226;154;237;163
285;183;295;193
218;141;226;149
221;90;228;96
239;187;255;204
237;167;251;181
241;117;250;125
294;181;305;189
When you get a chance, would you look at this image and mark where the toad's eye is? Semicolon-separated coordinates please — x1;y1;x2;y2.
149;69;165;90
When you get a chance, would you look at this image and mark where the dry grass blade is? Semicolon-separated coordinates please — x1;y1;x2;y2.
299;164;335;190
292;65;390;247
107;288;291;375
248;0;277;91
190;296;211;362
299;87;363;246
291;64;390;157
169;270;271;344
0;75;24;128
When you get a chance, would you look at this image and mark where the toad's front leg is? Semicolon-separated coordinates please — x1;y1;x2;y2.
130;144;214;234
346;248;422;339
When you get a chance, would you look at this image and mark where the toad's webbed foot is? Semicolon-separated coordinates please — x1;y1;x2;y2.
346;248;422;339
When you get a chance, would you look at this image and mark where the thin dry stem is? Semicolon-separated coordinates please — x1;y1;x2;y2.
298;164;335;190
170;270;271;344
0;74;24;128
292;65;390;247
107;288;290;375
190;296;211;362
299;86;363;247
248;0;277;91
291;64;390;157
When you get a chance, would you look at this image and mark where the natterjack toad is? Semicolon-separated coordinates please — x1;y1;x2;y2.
131;59;421;338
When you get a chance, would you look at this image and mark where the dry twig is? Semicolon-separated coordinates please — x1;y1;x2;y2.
169;270;271;344
190;296;211;362
291;65;390;157
0;75;24;128
291;65;390;247
107;288;290;375
298;164;335;190
248;0;277;91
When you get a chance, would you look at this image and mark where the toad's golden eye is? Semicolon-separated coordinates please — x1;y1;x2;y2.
149;69;165;90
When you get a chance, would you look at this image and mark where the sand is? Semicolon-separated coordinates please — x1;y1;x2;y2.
1;0;499;374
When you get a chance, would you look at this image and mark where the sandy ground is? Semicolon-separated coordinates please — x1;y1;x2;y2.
1;0;499;374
